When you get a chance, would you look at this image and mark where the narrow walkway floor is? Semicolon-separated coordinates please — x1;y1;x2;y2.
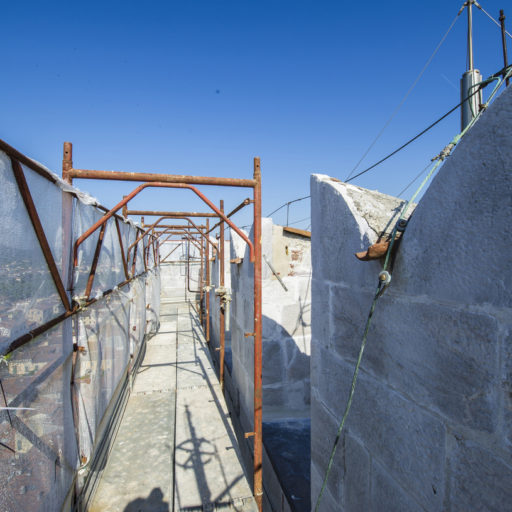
89;300;257;511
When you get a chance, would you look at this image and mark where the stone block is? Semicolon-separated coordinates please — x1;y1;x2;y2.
392;87;512;309
286;345;310;382
311;174;406;289
311;458;342;512
332;284;500;432
262;385;284;408
315;351;446;510
502;324;512;446
311;277;330;349
370;460;425;512
311;391;344;502
448;440;512;511
262;340;284;386
343;434;370;512
284;380;310;411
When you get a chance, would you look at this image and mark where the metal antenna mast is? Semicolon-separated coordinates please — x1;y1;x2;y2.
460;0;482;130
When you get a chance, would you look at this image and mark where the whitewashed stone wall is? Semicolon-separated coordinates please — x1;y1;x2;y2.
159;240;200;301
229;219;312;426
310;85;512;511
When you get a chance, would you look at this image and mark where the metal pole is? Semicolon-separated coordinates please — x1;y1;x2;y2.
68;168;256;188
500;10;510;86
206;219;211;342
219;200;226;391
468;0;474;71
286;202;289;226
199;228;204;323
253;157;263;511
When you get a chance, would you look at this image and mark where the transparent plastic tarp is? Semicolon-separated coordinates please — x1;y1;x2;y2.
145;268;161;336
128;278;146;366
1;147;162;509
0;152;65;350
74;289;130;463
90;219;127;298
23;163;64;279
0;320;77;512
72;201;103;299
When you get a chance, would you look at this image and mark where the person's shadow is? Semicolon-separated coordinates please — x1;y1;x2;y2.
123;487;170;512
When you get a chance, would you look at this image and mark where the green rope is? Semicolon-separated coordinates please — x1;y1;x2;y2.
313;67;511;511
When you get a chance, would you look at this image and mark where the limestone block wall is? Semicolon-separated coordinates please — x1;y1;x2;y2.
230;219;312;426
159;240;200;301
310;85;512;511
208;239;231;354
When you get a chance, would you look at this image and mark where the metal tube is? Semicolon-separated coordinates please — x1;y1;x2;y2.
69;168;256;188
253;157;263;511
206;219;210;342
220;200;225;390
114;218;130;279
61;143;74;293
208;198;251;233
500;10;510;86
84;223;106;300
73;182;254;265
127;210;218;218
0;138;60;185
160;242;183;263
199;229;204;325
468;0;474;71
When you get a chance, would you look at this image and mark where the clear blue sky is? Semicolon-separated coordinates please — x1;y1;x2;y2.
2;0;509;231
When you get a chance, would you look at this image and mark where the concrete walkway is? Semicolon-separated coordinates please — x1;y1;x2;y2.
89;300;257;511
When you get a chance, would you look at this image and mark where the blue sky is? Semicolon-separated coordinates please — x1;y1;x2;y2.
2;0;509;231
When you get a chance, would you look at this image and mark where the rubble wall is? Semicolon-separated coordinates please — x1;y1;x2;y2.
310;85;512;511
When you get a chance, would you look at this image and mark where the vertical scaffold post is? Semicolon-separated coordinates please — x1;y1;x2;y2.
199;228;204;325
62;142;74;293
253;157;263;511
206;218;211;342
219;200;226;390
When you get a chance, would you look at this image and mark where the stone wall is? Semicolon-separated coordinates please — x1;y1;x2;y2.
229;219;312;425
159;240;200;301
310;85;512;511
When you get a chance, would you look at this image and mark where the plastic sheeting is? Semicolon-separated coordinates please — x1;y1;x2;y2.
74;289;131;464
128;278;146;366
0;320;78;512
1;148;161;509
145;268;161;336
0;152;66;351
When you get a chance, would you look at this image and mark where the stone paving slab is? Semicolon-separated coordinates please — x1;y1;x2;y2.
89;391;175;512
89;300;257;511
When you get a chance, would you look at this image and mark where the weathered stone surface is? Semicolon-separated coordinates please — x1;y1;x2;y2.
343;434;370;512
262;340;284;386
315;350;446;510
311;391;344;502
311;174;407;288
311;277;330;349
310;86;512;512
370;461;425;512
229;218;311;415
311;461;341;512
393;86;512;308
331;285;500;432
502;323;512;447
448;440;512;512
